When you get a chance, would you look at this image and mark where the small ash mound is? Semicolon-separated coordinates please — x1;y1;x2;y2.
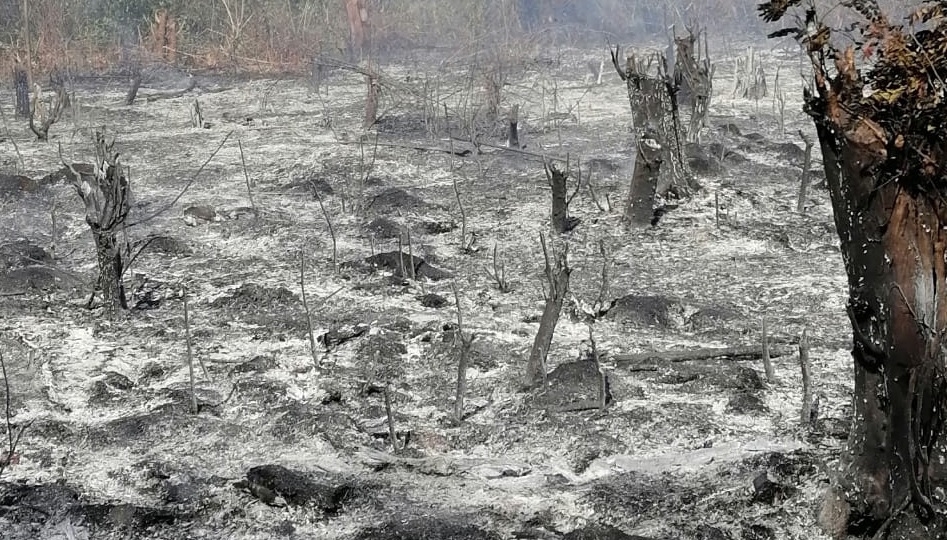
210;282;300;310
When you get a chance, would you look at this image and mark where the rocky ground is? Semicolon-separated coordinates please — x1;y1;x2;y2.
0;40;849;539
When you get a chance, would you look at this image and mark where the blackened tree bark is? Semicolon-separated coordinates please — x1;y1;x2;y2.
548;164;568;233
545;162;579;233
66;133;131;318
760;2;947;538
364;69;378;129
508;104;520;148
612;50;698;201
125;66;141;106
623;129;662;226
13;64;28;118
673;25;714;141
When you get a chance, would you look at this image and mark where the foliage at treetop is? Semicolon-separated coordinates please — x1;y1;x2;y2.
760;0;947;186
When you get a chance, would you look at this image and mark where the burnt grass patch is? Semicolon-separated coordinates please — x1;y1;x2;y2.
352;516;501;540
584;471;715;528
209;282;300;310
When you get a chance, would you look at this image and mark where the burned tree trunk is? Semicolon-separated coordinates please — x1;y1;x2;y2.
673;25;714;141
623;129;663;226
818;120;947;538
612;50;697;202
13;65;29;118
816;121;947;538
548;164;568;233
364;70;379;129
92;226;126;313
125;66;142;106
508;104;520;148
523;234;570;389
545;162;579;233
760;2;947;537
65;133;131;317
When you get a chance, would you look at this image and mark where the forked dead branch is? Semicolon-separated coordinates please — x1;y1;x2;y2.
673;23;714;141
29;83;66;141
523;233;570;389
484;243;511;293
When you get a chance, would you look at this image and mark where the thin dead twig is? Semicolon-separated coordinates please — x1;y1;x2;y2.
452;172;474;254
484;243;511;293
238;139;256;219
451;282;474;424
312;188;338;272
300;251;319;367
761;315;775;382
384;384;402;453
183;285;199;414
0;350;32;478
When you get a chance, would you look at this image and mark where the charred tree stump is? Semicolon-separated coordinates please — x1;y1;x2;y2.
612;49;697;202
549;164;568;233
364;71;379;129
761;2;947;537
673;25;714;141
125;67;142;106
623;128;662;226
150;9;167;59
65;133;131;318
545;162;580;233
662;72;699;196
524;234;570;389
508;104;520;148
13;65;29;119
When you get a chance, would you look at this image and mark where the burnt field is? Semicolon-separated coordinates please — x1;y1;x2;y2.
0;41;847;540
